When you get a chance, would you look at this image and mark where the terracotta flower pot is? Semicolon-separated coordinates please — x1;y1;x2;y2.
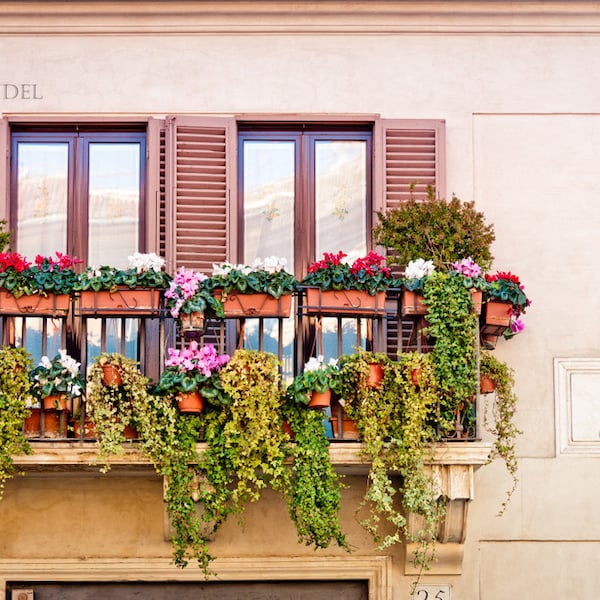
308;388;332;409
479;374;496;394
411;365;423;387
215;290;293;318
23;408;42;438
42;410;67;438
329;408;360;441
76;287;161;316
176;390;204;413
401;290;427;316
367;363;384;388
304;288;386;316
43;394;69;411
72;416;97;439
101;363;123;387
282;420;294;438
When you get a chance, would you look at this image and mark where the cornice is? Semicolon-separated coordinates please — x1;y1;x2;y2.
1;1;600;35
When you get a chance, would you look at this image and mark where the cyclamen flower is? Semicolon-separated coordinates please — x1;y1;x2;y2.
165;267;207;317
58;348;81;377
128;252;165;274
404;258;435;280
350;251;390;278
165;341;230;375
510;318;525;334
452;257;481;278
255;256;288;274
306;251;348;273
304;355;338;372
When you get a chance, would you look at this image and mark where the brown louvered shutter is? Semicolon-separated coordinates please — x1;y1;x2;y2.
373;119;446;355
165;116;237;274
373;119;445;214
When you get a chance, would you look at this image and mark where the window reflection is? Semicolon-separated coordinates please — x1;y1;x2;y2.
315;140;367;262
243;141;295;267
16;142;69;257
88;143;140;268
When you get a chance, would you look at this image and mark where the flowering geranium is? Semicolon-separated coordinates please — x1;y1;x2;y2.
164;267;224;319
302;251;394;295
154;341;230;404
29;349;85;401
0;251;81;297
75;253;171;293
208;256;297;298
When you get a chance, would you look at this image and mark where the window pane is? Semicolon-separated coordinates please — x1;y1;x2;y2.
315;140;367;262
243;141;295;269
88;143;140;268
16;143;69;256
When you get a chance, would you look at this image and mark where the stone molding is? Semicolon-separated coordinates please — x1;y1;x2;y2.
1;2;600;35
0;556;392;598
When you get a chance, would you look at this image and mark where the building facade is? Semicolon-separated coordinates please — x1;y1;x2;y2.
1;2;599;599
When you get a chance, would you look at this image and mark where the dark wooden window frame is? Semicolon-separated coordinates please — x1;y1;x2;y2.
9;126;148;264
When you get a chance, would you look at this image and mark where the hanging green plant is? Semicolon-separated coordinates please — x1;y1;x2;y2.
480;351;522;515
282;401;348;551
0;346;33;498
422;271;479;436
214;349;290;508
86;353;151;471
336;350;443;570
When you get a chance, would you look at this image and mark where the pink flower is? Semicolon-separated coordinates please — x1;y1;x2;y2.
452;257;481;278
510;318;525;334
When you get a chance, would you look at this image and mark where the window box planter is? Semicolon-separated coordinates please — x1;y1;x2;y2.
303;288;386;317
402;288;482;317
74;287;161;316
214;289;292;318
0;290;71;317
480;299;511;336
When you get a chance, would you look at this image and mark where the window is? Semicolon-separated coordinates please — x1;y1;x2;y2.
7;126;147;364
239;126;372;274
11;128;146;266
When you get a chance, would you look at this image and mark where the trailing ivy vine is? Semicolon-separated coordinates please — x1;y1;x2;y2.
0;346;33;498
422;271;479;436
480;351;522;515
336;350;443;570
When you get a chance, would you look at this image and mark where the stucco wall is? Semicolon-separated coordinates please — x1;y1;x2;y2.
2;3;600;598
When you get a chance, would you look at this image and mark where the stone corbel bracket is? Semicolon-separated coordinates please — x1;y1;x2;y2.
405;443;491;575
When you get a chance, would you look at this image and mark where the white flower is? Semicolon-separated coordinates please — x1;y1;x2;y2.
404;258;435;280
58;348;81;378
40;355;52;369
304;355;337;372
128;252;165;273
69;383;82;397
261;255;288;274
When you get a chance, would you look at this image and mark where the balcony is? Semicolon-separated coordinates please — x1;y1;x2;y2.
3;287;494;575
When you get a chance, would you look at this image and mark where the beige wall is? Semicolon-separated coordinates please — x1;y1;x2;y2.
2;2;600;598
